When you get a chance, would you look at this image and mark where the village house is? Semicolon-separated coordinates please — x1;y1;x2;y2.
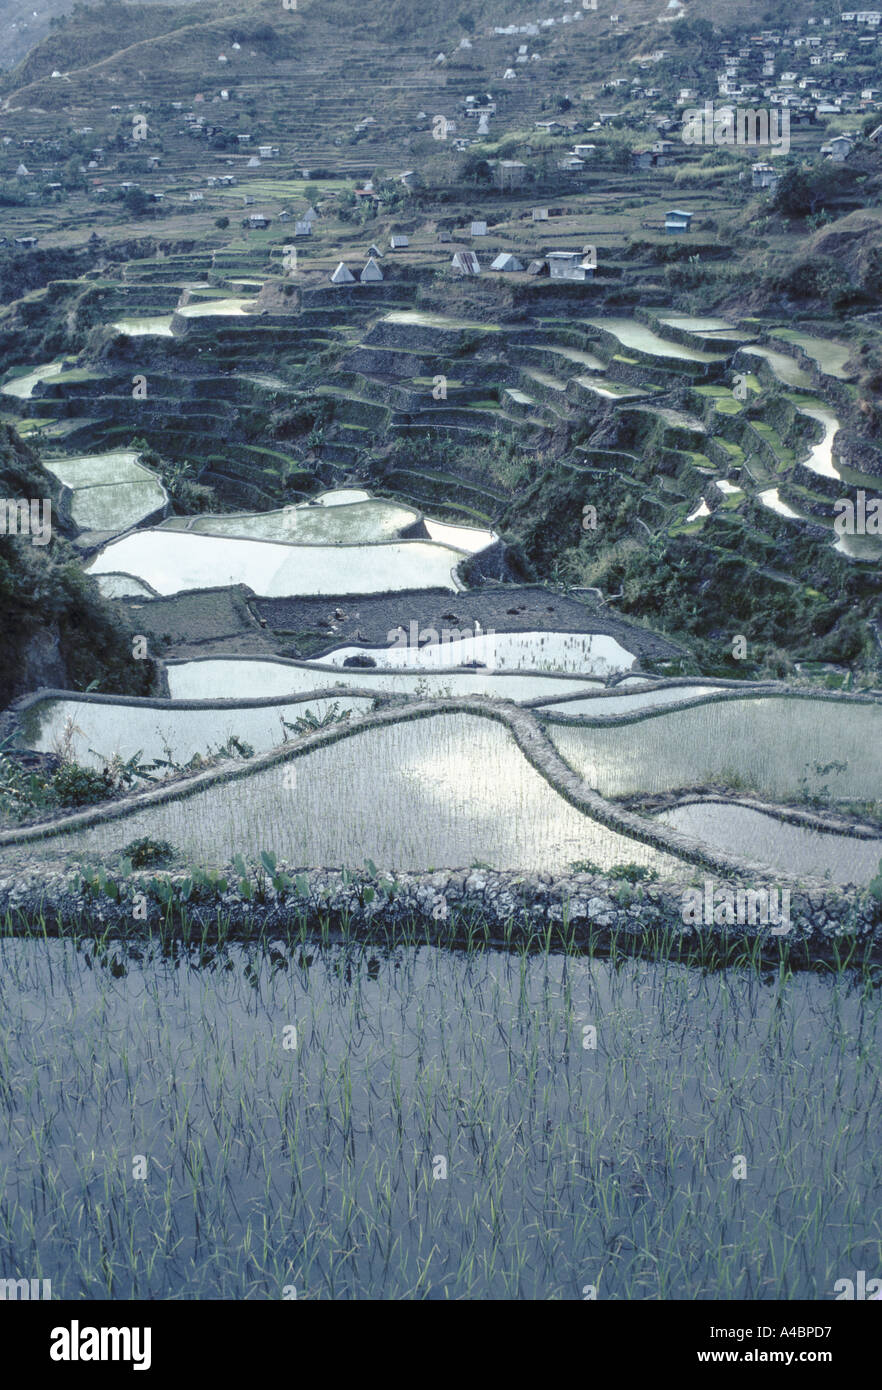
546;251;593;282
665;208;693;234
330;262;356;284
294;220;312;236
752;162;779;189
497;160;526;189
451;250;481;275
822;133;855;160
246;213;270;228
470;220;488;236
389;234;409;249
490;252;525;272
360;257;383;282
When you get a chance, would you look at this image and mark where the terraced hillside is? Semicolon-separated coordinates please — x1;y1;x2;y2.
3;0;882;1318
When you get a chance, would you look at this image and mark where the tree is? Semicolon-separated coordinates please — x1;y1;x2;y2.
458;153;492;184
123;187;151;217
672;17;715;53
772;163;856;218
61;156;84;191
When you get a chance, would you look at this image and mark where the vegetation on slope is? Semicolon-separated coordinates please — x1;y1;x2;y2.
0;423;157;707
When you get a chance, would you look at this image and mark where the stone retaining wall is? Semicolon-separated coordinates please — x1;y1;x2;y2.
0;862;878;966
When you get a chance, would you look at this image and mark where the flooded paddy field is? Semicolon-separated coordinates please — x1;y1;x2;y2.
548;696;882;805
87;531;470;597
657;801;882;887
1;931;879;1300
9;712;685;876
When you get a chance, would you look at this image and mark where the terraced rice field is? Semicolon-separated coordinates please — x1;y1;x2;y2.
3;939;879;1299
585;318;727;363
1;360;70;397
535;684;720;715
316;631;636;675
18;693;375;769
770;329;853;380
166;658;608;703
740;344;814;388
43;450;168;533
547;696;882;804
9;712;686;876
86;531;470;596
657;802;882;886
3;260;879;1314
111;316;175;336
162;498;421;544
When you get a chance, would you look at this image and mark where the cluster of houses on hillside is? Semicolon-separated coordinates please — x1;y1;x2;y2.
6;10;882;233
709;21;882;125
324;205;698;286
437;14;880;176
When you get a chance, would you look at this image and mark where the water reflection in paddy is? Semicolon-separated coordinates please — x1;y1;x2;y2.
658;801;882;885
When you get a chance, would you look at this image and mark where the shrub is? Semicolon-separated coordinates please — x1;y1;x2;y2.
606;863;656;883
52;762;110;807
122;837;176;867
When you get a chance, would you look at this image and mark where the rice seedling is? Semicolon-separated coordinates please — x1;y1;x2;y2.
548;696;882;805
0;917;878;1300
10;713;684;876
